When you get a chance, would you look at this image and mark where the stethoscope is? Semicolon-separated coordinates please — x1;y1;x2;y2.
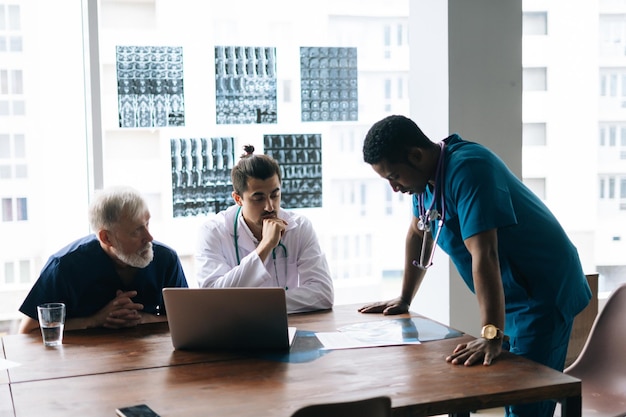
412;140;446;270
233;205;288;289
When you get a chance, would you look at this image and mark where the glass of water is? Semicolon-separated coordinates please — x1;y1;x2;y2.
37;303;66;347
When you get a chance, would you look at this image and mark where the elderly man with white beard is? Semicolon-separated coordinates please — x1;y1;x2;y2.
18;186;188;333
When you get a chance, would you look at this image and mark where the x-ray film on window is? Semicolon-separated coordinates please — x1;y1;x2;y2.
171;137;234;217
116;46;185;128
300;47;358;122
215;46;277;125
264;134;322;209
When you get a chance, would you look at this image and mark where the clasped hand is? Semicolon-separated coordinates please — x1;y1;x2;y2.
97;290;144;329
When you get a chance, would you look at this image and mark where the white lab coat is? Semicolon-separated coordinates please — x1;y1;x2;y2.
195;205;334;313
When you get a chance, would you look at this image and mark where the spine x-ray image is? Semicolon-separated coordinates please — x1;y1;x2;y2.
171;137;234;217
264;133;322;209
215;46;277;125
117;45;185;128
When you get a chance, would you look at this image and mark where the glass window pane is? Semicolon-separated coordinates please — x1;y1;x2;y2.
0;165;11;178
0;134;9;157
523;67;547;91
19;260;30;283
523;12;547;36
600;178;606;199
1;2;90;330
13;134;25;157
2;198;13;221
12;100;25;115
8;5;20;30
9;36;21;52
0;6;5;31
523;123;546;146
4;262;14;284
610;126;617;146
16;197;27;221
10;70;22;94
14;164;26;178
0;36;6;52
611;74;618;96
0;70;7;94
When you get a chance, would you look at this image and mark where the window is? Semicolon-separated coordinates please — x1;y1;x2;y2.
523;122;546;146
599;69;626;104
0;133;27;179
0;69;24;116
600;14;626;56
0;2;90;332
600;177;606;199
2;259;31;286
523;12;547;36
0;4;22;52
598;123;626;159
3;261;14;284
1;197;11;221
523;67;547;91
1;196;27;222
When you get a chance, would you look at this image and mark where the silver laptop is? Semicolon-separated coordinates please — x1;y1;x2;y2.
162;287;296;351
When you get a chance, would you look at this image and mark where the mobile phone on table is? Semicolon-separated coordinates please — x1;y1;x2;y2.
115;404;161;417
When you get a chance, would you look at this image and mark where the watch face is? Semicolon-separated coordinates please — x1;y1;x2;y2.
482;325;497;339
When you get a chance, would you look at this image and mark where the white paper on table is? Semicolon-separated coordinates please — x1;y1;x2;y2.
315;319;422;350
315;331;421;350
0;358;21;370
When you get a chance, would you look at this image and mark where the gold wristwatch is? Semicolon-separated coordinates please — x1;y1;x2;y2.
481;324;504;341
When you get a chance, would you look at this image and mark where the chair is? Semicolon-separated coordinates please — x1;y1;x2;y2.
565;273;599;368
290;396;392;417
562;283;626;417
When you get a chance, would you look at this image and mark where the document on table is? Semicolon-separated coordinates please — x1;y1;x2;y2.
0;358;20;370
315;317;463;350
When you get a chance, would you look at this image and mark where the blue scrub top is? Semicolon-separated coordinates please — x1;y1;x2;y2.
414;134;591;324
19;235;188;320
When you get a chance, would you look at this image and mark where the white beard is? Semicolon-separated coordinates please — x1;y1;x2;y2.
113;242;154;268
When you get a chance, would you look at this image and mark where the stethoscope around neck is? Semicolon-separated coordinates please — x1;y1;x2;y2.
412;140;447;270
233;205;289;289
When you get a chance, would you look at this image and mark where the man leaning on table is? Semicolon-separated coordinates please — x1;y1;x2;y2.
358;115;591;417
195;144;333;313
18;186;188;333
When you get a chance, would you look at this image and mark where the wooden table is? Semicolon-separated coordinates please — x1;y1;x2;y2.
1;305;581;417
0;368;12;417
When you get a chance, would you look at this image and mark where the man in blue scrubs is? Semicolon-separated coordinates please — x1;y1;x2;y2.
18;186;188;333
359;115;591;417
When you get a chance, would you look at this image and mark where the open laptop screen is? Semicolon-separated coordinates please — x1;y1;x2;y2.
162;287;295;350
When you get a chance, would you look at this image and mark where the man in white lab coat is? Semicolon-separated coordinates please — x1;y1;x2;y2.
195;145;334;313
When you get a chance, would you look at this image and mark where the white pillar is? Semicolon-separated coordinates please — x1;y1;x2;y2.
409;0;522;335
